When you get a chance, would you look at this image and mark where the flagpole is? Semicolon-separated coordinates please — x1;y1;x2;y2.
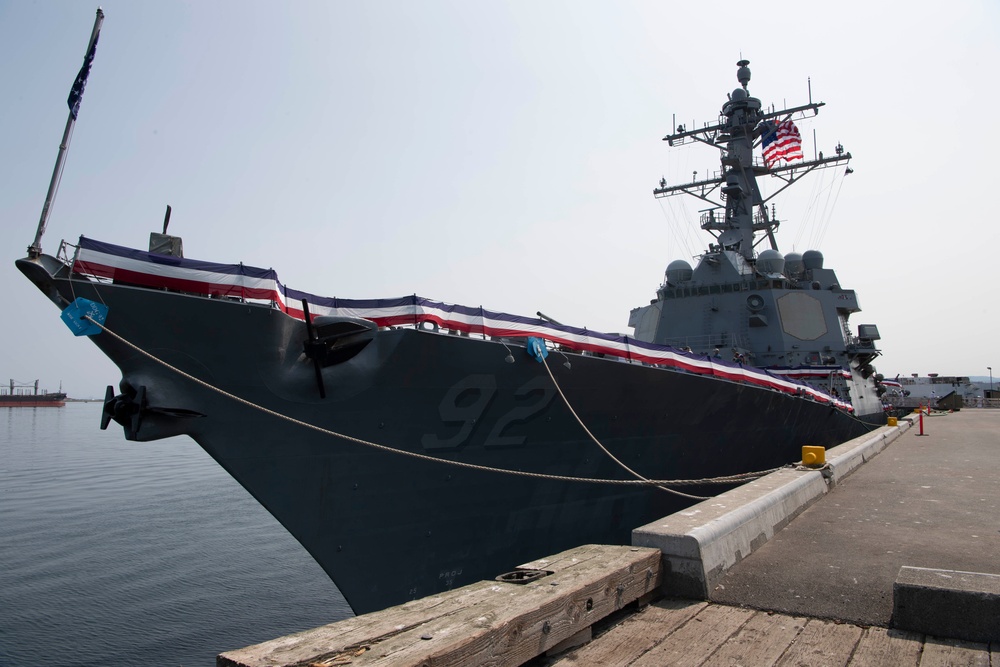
29;7;104;259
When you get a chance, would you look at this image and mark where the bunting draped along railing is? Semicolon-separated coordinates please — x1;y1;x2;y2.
70;236;854;413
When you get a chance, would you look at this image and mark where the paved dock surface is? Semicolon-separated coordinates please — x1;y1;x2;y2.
708;409;1000;627
542;410;999;665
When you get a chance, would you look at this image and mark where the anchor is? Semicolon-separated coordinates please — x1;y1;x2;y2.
101;384;147;440
101;383;204;440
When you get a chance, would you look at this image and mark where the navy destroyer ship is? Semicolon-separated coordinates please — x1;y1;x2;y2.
18;16;885;615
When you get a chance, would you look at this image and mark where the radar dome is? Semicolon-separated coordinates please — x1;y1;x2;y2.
665;259;693;285
736;60;751;87
731;88;748;101
784;252;804;279
756;249;785;276
802;249;824;270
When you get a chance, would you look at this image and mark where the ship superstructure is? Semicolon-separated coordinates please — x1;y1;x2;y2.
629;60;885;417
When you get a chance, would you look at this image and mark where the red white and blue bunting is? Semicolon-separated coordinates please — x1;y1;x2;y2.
72;237;855;413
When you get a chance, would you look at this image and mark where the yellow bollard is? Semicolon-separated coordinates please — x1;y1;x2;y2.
802;445;826;466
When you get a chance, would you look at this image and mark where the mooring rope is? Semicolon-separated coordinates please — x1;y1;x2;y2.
85;315;783;494
538;354;713;500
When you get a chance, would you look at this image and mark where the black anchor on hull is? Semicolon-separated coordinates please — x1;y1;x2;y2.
101;383;206;440
101;384;147;441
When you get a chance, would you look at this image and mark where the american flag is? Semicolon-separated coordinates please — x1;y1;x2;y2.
761;120;804;168
67;28;101;120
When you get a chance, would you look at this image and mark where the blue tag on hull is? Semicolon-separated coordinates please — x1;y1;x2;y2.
61;298;108;336
526;336;548;362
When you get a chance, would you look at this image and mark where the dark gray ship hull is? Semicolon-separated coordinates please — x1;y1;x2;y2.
19;255;877;614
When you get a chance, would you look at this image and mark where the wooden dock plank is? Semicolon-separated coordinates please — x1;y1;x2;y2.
518;544;624;574
847;627;922;667
363;547;659;666
217;579;504;667
703;610;806;666
218;545;661;667
627;603;753;666
917;636;991;667
774;618;863;667
546;599;707;666
549;600;997;667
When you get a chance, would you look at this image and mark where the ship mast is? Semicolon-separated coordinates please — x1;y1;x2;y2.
652;59;851;262
29;8;104;259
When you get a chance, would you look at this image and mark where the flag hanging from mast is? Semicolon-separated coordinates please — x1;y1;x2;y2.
30;8;105;258
67;10;103;120
761;120;804;168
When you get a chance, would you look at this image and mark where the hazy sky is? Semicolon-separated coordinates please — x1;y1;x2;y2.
3;1;998;398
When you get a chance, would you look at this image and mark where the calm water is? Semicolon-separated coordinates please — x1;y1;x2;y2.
0;403;352;666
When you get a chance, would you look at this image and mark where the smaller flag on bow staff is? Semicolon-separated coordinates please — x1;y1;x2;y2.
29;8;105;258
67;9;103;119
762;120;804;168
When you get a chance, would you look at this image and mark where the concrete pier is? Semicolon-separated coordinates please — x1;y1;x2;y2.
704;409;1000;632
219;409;1000;665
633;420;908;599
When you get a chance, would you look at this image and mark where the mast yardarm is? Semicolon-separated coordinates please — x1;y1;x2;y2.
653;60;851;263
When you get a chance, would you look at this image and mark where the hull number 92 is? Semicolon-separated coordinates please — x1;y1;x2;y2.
421;374;555;450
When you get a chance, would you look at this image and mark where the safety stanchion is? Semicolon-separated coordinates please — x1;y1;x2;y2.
916;404;928;436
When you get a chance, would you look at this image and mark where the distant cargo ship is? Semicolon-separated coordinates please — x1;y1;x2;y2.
1;380;67;407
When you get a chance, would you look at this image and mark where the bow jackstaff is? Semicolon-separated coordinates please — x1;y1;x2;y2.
29;7;104;259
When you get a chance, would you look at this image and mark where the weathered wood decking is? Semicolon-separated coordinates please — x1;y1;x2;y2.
218;545;662;667
541;598;998;667
219;543;997;667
